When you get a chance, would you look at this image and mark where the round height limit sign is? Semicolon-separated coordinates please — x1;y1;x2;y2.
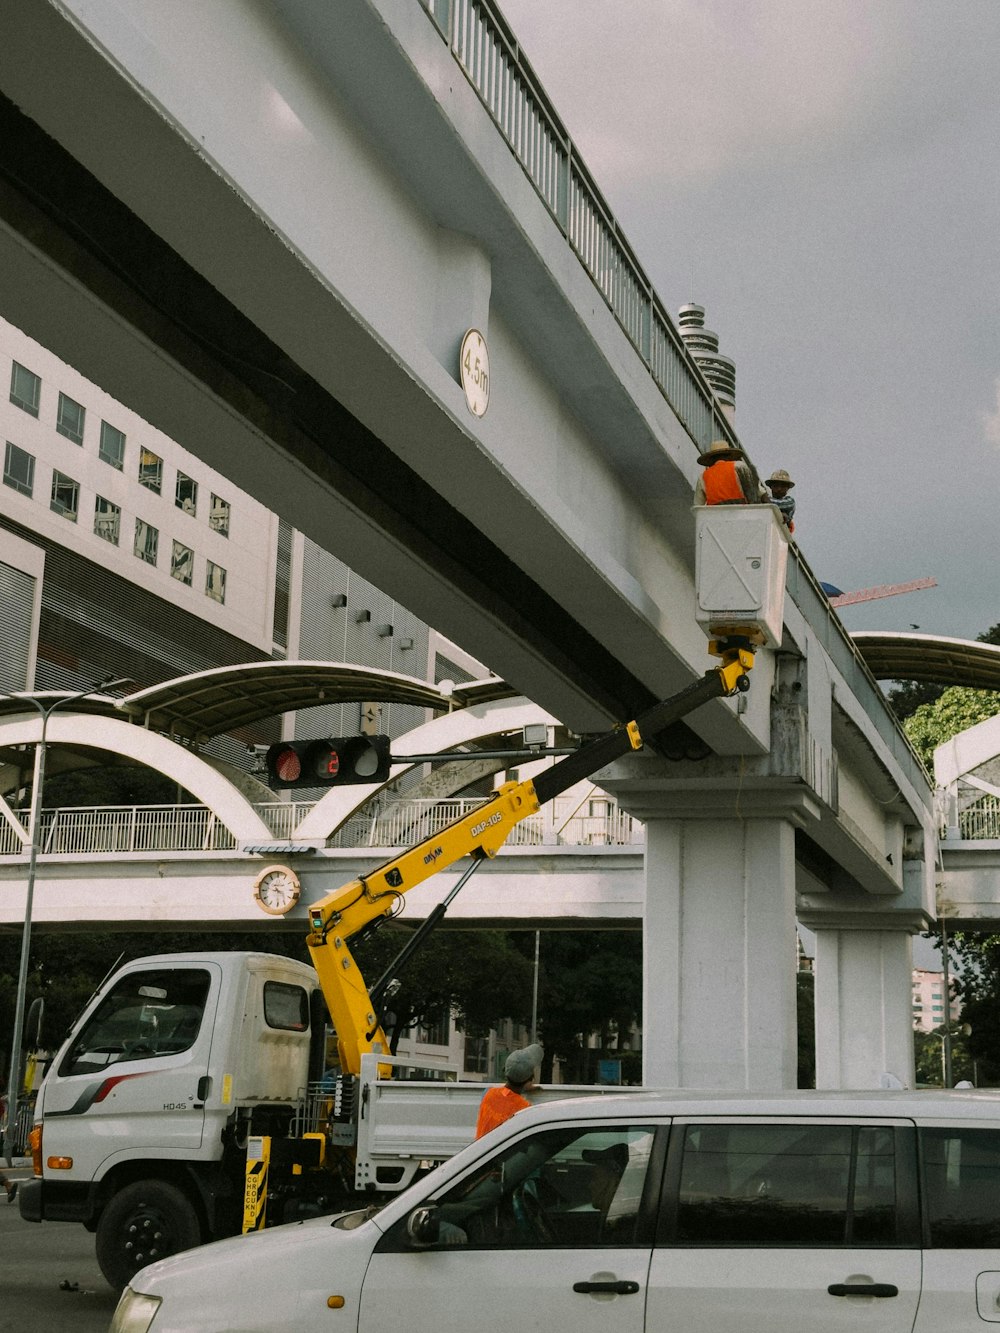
460;329;490;417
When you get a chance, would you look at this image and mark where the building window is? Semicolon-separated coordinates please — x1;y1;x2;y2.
99;421;126;471
171;540;194;586
9;361;41;416
464;1034;489;1076
134;517;158;566
209;493;230;536
3;441;34;496
56;391;86;444
94;496;121;545
176;472;198;514
138;448;163;493
404;1008;450;1048
205;560;226;603
50;471;80;520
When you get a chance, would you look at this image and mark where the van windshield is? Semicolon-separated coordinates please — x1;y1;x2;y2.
60;968;211;1075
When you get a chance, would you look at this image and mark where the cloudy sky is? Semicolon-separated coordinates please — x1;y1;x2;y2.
500;0;1000;641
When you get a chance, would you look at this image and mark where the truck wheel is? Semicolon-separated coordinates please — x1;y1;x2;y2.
96;1179;202;1290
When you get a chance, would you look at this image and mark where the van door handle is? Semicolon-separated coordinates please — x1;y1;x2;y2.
828;1283;899;1298
573;1280;640;1295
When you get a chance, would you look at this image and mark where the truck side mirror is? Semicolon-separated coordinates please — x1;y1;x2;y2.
405;1205;440;1248
24;997;44;1050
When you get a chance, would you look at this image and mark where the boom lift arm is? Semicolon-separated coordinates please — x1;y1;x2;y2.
306;639;756;1076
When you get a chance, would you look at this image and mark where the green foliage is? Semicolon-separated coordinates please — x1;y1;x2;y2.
516;931;642;1083
353;926;535;1054
886;679;944;721
913;1025;976;1087
903;686;1000;767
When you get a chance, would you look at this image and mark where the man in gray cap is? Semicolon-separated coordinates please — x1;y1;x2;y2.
475;1042;543;1139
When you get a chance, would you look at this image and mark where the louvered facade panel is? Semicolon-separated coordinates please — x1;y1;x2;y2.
0;559;35;692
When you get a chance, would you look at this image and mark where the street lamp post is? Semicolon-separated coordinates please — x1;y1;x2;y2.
1;678;129;1164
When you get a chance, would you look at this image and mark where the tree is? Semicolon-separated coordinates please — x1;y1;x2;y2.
913;1024;977;1087
903;686;1000;768
887;679;945;721
516;931;642;1083
352;926;535;1055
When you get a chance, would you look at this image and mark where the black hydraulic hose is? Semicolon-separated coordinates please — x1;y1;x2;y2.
532;668;727;806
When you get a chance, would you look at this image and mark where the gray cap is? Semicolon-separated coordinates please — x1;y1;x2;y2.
504;1042;543;1085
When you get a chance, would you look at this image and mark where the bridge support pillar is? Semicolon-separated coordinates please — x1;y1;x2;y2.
801;912;922;1090
639;809;800;1090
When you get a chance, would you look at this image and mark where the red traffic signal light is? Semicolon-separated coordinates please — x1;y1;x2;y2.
265;736;391;789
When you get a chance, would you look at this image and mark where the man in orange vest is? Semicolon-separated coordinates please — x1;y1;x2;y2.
694;439;763;506
475;1042;543;1138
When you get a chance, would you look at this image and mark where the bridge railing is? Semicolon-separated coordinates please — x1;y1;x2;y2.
0;798;643;856
0;805;240;855
946;794;1000;841
329;797;642;849
423;0;735;453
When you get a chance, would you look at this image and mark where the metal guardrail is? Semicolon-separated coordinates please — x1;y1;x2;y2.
422;0;735;454
0;799;643;856
3;1093;35;1157
331;797;642;849
0;805;238;856
953;795;1000;841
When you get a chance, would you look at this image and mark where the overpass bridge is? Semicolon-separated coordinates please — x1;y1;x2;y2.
0;0;937;1091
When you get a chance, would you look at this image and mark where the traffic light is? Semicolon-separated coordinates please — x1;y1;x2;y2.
265;736;392;788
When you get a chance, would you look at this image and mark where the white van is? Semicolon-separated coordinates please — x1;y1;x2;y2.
110;1088;1000;1332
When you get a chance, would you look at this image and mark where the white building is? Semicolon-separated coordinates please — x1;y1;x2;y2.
911;968;959;1033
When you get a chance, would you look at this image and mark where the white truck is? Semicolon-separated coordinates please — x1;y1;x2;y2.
20;630;763;1288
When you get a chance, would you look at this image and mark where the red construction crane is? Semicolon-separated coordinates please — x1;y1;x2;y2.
825;577;937;608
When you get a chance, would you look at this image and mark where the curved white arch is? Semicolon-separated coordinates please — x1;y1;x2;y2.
293;697;555;839
0;712;273;841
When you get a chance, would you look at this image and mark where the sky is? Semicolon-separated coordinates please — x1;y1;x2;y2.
499;0;1000;641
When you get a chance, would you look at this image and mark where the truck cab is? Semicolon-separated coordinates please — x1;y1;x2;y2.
21;951;318;1288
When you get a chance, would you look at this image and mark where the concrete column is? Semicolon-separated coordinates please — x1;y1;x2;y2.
810;924;916;1089
643;813;798;1090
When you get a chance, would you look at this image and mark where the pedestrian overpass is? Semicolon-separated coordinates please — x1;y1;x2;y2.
0;0;943;1090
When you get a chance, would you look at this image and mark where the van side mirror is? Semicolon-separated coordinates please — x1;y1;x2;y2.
405;1205;440;1247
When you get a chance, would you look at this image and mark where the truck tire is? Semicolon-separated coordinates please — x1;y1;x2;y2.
95;1179;202;1290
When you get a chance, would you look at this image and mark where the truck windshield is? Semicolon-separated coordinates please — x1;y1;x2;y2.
60;968;211;1076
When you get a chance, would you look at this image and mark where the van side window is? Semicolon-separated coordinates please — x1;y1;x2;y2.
262;981;309;1032
921;1127;1000;1247
381;1124;659;1251
60;969;211;1075
668;1123;899;1247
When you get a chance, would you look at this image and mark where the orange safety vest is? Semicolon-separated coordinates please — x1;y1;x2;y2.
702;460;746;505
475;1085;531;1138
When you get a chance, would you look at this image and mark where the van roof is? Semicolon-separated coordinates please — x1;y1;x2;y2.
514;1086;1000;1124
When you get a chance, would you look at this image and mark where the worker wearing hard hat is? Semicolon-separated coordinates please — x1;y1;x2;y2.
765;469;796;533
694;440;765;506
